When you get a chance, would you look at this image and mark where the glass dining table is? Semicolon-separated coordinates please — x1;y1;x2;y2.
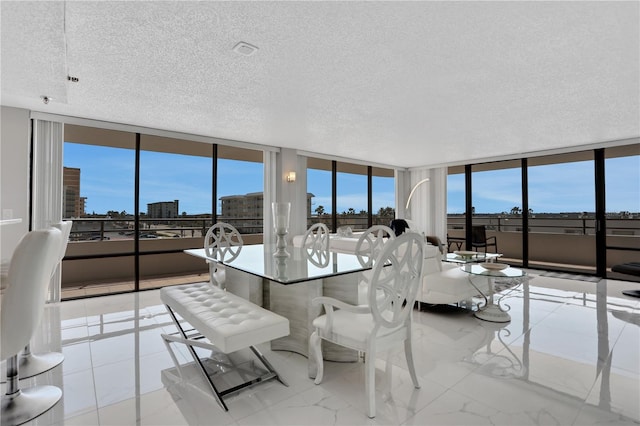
184;244;368;368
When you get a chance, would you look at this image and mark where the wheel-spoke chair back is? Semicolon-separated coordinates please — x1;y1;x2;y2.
355;225;395;268
309;232;424;418
302;223;330;267
355;225;395;304
204;223;243;288
369;233;424;325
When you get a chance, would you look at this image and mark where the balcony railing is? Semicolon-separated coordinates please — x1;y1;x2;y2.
60;215;639;298
446;215;639;275
447;215;640;236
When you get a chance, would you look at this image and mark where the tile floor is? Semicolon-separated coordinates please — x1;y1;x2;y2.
6;272;640;425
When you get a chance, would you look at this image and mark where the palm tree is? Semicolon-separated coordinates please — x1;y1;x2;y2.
315;205;325;216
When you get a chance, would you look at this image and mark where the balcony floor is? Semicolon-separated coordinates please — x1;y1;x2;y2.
12;272;640;425
61;273;208;299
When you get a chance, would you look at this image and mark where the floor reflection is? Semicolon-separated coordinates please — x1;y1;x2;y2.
6;273;639;425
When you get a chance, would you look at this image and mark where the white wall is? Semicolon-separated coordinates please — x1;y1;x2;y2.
0;106;30;262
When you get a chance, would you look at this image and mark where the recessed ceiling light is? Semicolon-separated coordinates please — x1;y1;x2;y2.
233;42;258;56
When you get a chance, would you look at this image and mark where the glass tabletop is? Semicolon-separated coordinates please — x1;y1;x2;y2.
460;263;525;278
185;244;370;284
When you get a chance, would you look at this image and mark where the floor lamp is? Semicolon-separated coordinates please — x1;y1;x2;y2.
405;177;430;219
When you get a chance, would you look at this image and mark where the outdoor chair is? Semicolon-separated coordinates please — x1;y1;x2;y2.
471;225;497;253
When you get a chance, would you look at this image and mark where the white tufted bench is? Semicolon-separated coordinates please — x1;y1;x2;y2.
160;282;290;411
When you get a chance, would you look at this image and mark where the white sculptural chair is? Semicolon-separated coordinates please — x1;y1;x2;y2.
309;232;424;418
204;222;243;288
354;225;395;305
16;220;73;380
302;223;330;267
1;228;63;426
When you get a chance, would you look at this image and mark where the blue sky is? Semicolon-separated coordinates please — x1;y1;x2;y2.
64;143;396;215
447;157;639;214
65;142;638;215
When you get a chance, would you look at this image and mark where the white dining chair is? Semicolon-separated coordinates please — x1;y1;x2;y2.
203;222;243;288
14;220;73;380
354;225;395;305
1;228;63;425
302;223;330;267
309;232;424;418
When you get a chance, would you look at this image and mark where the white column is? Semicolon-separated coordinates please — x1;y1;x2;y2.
395;169;410;220
277;148;307;242
431;167;448;244
32;119;64;302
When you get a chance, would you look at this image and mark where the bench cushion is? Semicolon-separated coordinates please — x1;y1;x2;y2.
161;282;289;353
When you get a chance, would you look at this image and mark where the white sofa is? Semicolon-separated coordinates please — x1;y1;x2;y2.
418;244;489;305
293;231;487;305
293;231;366;253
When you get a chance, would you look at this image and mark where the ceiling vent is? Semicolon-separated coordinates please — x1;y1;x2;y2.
233;42;259;56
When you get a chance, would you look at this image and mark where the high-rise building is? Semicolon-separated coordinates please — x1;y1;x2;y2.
147;200;179;218
63;167;86;217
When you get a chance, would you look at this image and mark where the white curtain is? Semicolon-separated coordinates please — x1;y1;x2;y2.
32;119;64;302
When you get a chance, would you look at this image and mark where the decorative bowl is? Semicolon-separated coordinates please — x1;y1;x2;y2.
480;262;508;271
454;250;477;259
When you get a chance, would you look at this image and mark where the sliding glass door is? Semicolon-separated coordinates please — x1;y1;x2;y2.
528;151;596;274
471;160;523;265
605;144;640;281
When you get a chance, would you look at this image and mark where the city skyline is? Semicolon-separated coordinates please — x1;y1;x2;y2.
64;142;638;217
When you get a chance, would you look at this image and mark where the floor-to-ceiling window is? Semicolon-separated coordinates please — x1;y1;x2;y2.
447;145;637;276
307;158;333;229
472;160;523;265
446;166;465;251
371;167;395;226
217;145;264;241
307;158;396;232
61;124;265;299
605;144;640;281
528;151;596;273
63;125;137;297
337;162;368;230
138;135;214;291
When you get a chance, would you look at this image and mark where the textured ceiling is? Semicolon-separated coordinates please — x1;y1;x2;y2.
1;1;638;168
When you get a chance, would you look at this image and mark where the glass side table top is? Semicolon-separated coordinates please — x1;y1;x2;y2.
460;263;525;278
445;252;502;264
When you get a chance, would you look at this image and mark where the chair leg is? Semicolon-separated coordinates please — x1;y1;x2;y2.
309;331;324;384
1;355;62;426
364;348;376;418
404;337;420;389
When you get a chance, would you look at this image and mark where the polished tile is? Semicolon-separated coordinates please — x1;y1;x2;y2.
11;274;640;425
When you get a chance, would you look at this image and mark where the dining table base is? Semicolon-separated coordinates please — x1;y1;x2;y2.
266;275;361;378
